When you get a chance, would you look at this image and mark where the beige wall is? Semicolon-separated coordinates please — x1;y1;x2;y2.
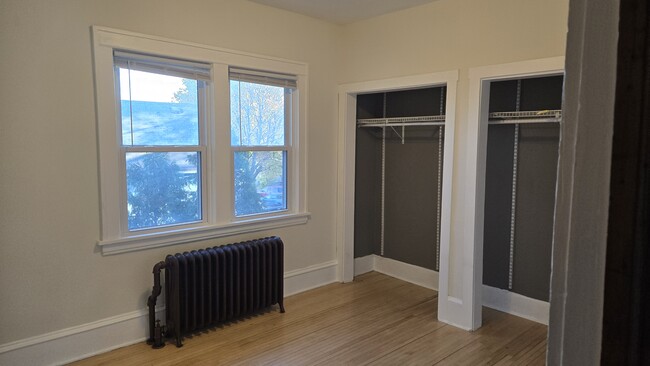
0;0;568;347
0;0;341;344
340;0;568;83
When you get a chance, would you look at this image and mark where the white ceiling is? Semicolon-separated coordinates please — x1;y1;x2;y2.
249;0;437;24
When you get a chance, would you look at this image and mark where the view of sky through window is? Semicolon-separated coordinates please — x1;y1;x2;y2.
119;68;199;146
119;69;184;102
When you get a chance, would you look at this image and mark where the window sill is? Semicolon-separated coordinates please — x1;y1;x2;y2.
98;212;311;255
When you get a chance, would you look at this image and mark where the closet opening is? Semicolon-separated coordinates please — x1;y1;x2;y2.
465;58;564;330
355;87;447;275
483;75;562;304
337;71;457;324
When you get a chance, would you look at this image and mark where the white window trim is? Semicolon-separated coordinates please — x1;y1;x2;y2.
92;26;309;255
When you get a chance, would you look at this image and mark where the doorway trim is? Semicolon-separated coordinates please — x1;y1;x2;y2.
466;57;565;329
336;70;458;322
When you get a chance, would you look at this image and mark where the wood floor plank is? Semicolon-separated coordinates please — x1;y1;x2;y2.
434;309;543;366
70;272;548;366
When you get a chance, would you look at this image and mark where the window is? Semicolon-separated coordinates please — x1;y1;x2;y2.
92;27;308;254
230;68;296;216
115;52;209;231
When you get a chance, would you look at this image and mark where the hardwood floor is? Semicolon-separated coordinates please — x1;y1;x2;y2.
71;272;547;365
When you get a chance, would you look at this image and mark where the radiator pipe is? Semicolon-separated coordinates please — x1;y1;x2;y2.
147;261;167;347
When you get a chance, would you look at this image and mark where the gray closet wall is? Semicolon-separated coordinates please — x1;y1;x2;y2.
483;76;563;302
354;88;445;271
354;127;382;258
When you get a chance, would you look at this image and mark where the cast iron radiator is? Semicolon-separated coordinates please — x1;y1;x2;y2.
147;236;285;348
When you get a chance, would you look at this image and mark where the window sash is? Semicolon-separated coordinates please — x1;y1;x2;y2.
115;70;208;148
123;146;205;153
233;149;288;217
229;80;292;148
231;145;289;152
121;146;208;232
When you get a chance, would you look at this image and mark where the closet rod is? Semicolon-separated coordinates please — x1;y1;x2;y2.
358;121;445;128
489;110;561;119
488;118;560;125
488;110;562;126
358;115;445;125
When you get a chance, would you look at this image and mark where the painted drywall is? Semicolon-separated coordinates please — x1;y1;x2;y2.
354;129;443;270
384;136;441;270
354;128;382;258
0;0;341;345
483;125;517;288
340;0;568;300
483;124;559;301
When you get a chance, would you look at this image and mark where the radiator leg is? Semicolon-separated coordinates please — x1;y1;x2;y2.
152;320;165;349
279;301;285;313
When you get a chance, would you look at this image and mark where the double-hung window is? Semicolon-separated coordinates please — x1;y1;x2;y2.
115;52;209;231
230;68;296;217
92;27;308;255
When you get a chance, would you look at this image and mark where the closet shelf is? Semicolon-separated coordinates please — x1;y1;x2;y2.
488;110;562;125
357;115;446;128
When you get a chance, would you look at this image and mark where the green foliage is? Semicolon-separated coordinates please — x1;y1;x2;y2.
126;153;199;229
234;151;263;216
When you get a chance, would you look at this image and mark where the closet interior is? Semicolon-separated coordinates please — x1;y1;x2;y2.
354;86;447;272
482;75;563;301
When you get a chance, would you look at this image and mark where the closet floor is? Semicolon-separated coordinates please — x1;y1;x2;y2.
72;272;547;365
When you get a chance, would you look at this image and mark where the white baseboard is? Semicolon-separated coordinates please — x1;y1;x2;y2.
373;255;439;291
355;255;438;290
353;254;376;276
284;260;339;296
0;307;163;366
354;255;548;325
0;260;339;366
482;285;549;325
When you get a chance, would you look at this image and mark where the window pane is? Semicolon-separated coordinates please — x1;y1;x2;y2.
230;80;286;146
234;151;286;216
126;152;201;230
119;68;199;146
